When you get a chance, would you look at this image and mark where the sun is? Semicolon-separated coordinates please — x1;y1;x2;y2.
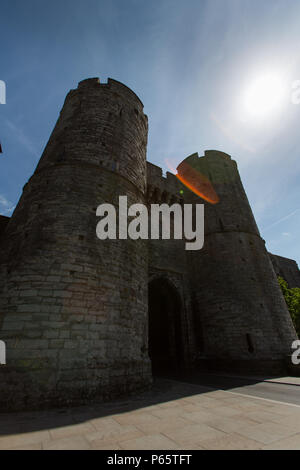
241;71;287;120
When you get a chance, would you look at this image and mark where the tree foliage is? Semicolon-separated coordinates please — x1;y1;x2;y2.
278;276;300;338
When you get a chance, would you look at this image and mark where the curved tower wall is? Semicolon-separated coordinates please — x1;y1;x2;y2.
0;78;151;410
186;150;297;373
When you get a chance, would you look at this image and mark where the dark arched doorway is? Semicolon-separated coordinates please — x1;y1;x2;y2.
148;278;184;375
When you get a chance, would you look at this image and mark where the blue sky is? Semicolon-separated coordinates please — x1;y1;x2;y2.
0;0;299;265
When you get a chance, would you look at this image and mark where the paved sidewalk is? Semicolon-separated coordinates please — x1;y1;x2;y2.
206;373;300;387
0;378;300;450
257;376;300;386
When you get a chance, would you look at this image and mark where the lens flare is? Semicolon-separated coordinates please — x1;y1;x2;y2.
176;161;219;204
164;158;219;204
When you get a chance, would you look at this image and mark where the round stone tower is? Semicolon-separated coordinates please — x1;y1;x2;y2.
180;150;297;374
0;78;151;410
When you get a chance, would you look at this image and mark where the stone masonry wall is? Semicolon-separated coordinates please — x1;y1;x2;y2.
183;151;297;374
269;253;300;288
146;163;196;369
0;78;151;410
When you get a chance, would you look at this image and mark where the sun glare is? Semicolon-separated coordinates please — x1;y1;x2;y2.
241;72;287;120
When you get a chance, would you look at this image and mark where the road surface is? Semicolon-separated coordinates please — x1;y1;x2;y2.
163;372;300;406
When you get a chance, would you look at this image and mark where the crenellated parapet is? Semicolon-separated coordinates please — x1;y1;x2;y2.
78;77;145;108
146;162;183;204
36;77;148;194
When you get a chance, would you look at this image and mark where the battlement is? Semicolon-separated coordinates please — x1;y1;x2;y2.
178;150;234;169
204;149;232;160
36;76;148;193
146;149;237;204
147;161;182;202
77;77;145;109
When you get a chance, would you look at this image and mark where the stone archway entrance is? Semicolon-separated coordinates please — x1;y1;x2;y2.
148;277;184;374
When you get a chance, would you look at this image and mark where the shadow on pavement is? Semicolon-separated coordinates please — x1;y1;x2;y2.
0;373;275;436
